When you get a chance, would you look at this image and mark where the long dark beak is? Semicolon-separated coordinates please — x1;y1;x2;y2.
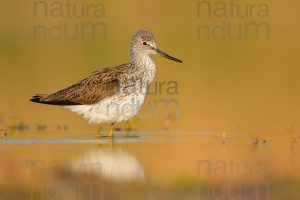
155;48;183;63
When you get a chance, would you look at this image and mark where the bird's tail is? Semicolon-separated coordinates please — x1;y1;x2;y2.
30;94;80;105
30;94;49;104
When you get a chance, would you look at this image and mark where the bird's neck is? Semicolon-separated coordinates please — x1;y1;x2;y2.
130;52;155;69
130;52;157;82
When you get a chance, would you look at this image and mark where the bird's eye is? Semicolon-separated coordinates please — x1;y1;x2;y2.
142;42;148;46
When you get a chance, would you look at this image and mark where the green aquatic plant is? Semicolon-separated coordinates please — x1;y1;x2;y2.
57;125;69;131
123;117;139;137
125;117;139;132
36;122;47;131
7;117;30;131
7;117;17;129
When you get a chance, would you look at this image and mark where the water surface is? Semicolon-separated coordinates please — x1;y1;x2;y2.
0;130;299;200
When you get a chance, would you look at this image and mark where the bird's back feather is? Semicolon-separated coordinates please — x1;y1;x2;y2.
30;63;131;106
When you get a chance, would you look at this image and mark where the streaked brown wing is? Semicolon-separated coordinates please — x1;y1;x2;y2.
43;79;119;105
35;64;130;105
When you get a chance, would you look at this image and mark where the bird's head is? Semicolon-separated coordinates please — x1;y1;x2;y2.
131;29;182;63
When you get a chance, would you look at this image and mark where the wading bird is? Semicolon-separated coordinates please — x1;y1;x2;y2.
31;29;182;138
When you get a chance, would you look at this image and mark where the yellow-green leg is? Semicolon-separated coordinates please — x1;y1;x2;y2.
108;123;115;138
95;126;102;139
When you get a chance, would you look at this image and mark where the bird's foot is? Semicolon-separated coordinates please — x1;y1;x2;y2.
108;123;115;138
95;126;102;139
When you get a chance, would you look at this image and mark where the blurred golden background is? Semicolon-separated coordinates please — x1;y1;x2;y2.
0;1;300;199
0;0;299;134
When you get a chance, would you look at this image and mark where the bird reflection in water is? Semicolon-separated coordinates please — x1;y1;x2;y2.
70;146;145;183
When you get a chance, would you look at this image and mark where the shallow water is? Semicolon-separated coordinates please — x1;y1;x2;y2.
0;130;299;200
